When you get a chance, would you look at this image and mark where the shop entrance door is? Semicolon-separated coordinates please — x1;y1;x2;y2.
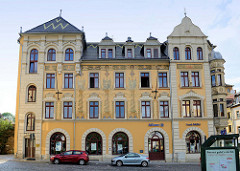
148;132;165;160
25;138;35;158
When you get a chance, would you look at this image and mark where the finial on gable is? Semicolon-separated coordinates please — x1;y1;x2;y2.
20;27;22;34
184;8;187;17
59;9;62;17
82;26;84;32
150;32;152;37
106;32;108;37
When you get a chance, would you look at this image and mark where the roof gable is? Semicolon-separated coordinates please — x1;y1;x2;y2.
24;16;83;34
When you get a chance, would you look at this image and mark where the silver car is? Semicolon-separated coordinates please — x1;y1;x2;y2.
111;153;150;167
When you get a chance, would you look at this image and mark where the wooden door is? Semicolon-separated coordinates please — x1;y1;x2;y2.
25;138;35;158
149;136;165;160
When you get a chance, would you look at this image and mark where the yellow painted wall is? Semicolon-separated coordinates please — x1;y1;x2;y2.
41;121;173;155
14;37;24;154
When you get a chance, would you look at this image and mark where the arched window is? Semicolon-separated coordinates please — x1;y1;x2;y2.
186;131;201;153
50;133;66;155
85;132;102;155
173;47;179;60
29;49;38;73
65;48;74;61
185;47;191;60
47;49;56;61
26;113;35;131
197;47;203;60
28;85;36;102
112;132;129;155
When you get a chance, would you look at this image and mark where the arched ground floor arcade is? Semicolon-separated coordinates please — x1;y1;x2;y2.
15;119;213;162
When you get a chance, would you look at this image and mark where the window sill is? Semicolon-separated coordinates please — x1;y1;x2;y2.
45;88;56;90
89;88;100;90
180;86;202;89
62;88;74;90
114;88;126;90
140;87;151;90
158;87;170;90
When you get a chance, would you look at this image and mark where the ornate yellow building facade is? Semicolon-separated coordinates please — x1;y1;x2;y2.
15;15;228;162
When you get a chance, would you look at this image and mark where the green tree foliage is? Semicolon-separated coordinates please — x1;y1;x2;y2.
0;119;14;154
1;112;15;122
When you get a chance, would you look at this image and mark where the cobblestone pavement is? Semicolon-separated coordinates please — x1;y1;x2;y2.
0;155;201;171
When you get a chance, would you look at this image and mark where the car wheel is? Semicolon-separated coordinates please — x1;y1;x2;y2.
116;160;123;167
54;159;60;164
141;161;148;167
79;159;85;165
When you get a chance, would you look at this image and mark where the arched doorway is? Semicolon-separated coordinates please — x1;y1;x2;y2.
148;131;164;160
85;132;102;155
112;132;129;155
185;131;201;153
50;132;66;155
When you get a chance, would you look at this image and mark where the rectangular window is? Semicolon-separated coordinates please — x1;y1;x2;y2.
213;104;218;117
101;49;106;58
153;49;158;58
192;72;200;87
64;73;73;88
160;101;169;118
89;101;99;119
182;100;190;117
142;101;151;118
116;101;125;118
211;75;216;86
108;49;113;58
227;112;230;119
228;125;232;132
141;73;150;88
236;111;240;118
158;72;168;88
217;74;222;86
146;49;151;58
115;73;124;88
63;102;72;119
46;73;55;89
127;49;132;58
193;100;201;117
45;102;54;119
181;72;189;87
90;73;99;88
220;104;224;117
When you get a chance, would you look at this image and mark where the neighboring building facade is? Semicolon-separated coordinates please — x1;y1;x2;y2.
15;15;229;162
229;93;240;136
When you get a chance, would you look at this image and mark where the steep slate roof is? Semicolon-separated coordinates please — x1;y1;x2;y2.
82;43;169;60
24;16;83;34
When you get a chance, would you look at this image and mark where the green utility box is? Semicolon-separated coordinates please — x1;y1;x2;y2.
201;134;239;171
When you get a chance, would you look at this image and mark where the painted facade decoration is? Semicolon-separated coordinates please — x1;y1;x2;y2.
15;15;229;162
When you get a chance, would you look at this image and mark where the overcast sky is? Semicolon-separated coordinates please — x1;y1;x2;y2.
0;0;239;115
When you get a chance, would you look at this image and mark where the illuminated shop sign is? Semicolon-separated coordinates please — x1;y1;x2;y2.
148;123;164;127
186;123;201;126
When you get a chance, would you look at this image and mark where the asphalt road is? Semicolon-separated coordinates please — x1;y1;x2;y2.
0;155;201;171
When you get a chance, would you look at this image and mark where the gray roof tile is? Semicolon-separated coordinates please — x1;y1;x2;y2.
24;16;83;34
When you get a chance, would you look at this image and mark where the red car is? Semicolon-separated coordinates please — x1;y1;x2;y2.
50;150;89;165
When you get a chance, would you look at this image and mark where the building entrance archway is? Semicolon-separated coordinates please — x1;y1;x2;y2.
148;131;165;160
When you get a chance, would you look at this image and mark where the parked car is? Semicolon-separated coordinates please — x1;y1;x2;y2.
111;153;150;167
50;150;89;165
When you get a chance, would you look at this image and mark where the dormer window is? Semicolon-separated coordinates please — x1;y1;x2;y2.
127;49;132;58
147;49;151;58
101;49;106;58
108;49;113;58
153;49;158;58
